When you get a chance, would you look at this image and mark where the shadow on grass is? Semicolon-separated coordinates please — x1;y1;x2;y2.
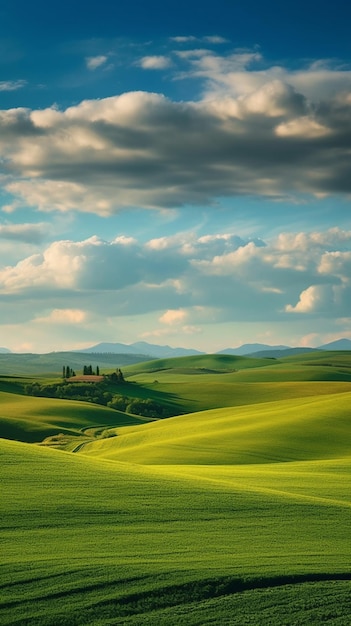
91;572;351;617
3;571;350;624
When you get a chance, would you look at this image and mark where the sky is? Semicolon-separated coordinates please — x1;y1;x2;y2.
0;0;351;353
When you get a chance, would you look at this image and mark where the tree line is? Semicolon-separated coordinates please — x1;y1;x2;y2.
62;365;124;380
24;377;173;419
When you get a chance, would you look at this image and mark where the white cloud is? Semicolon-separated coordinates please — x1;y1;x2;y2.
275;116;331;138
35;308;87;324
170;35;228;44
203;35;229;44
175;49;212;60
170;36;197;43
0;55;350;215
285;285;335;313
319;251;351;282
138;56;172;69
0;222;48;243
85;55;108;70
193;241;260;275
0;226;350;335
0;80;26;92
159;309;188;325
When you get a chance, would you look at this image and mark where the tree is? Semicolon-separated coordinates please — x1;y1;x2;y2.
116;368;124;381
96;365;100;376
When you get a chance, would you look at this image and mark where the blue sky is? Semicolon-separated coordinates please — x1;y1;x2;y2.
0;0;350;352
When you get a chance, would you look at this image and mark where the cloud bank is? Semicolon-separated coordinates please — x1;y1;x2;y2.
0;53;350;215
0;228;350;329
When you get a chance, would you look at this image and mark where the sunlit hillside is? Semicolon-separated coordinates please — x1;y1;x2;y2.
81;392;351;465
1;351;351;624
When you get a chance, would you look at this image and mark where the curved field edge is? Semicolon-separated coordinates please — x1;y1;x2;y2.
80;391;351;465
0;390;151;443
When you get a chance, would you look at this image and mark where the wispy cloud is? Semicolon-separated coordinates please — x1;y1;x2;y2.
170;35;229;44
0;222;48;244
170;36;197;43
0;80;26;92
203;35;229;44
85;55;108;70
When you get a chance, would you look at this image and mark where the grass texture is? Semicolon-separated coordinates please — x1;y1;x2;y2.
1;352;351;624
0;390;150;443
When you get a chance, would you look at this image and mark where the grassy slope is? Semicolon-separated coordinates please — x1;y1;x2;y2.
1;438;350;625
0;351;147;376
122;351;351;414
81;392;351;465
1;351;351;624
0;390;149;443
123;353;277;375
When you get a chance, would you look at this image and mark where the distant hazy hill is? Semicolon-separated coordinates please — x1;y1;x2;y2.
219;339;351;357
318;338;351;350
78;341;204;358
0;351;148;376
0;347;11;354
249;347;319;358
218;343;290;356
77;338;351;360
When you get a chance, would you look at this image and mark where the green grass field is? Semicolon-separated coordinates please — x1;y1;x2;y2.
1;351;350;624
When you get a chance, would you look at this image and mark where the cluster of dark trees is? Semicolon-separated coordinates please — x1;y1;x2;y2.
63;366;76;378
62;365;124;381
24;373;173;418
25;381;110;403
108;368;124;382
107;395;173;418
82;365;99;376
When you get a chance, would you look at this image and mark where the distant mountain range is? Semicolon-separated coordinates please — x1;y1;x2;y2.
76;341;204;359
218;338;351;358
1;338;351;358
76;338;351;359
218;343;289;356
318;338;351;350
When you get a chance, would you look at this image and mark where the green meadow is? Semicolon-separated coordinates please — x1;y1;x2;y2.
1;351;351;624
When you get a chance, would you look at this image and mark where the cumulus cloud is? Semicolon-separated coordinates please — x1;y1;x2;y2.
0;227;349;327
0;53;351;214
137;55;172;69
318;250;351;282
285;284;337;313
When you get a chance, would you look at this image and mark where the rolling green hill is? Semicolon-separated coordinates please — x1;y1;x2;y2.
81;392;351;465
1;434;350;625
1;351;351;624
0;390;150;444
123;352;278;375
124;350;351;382
0;351;147;376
